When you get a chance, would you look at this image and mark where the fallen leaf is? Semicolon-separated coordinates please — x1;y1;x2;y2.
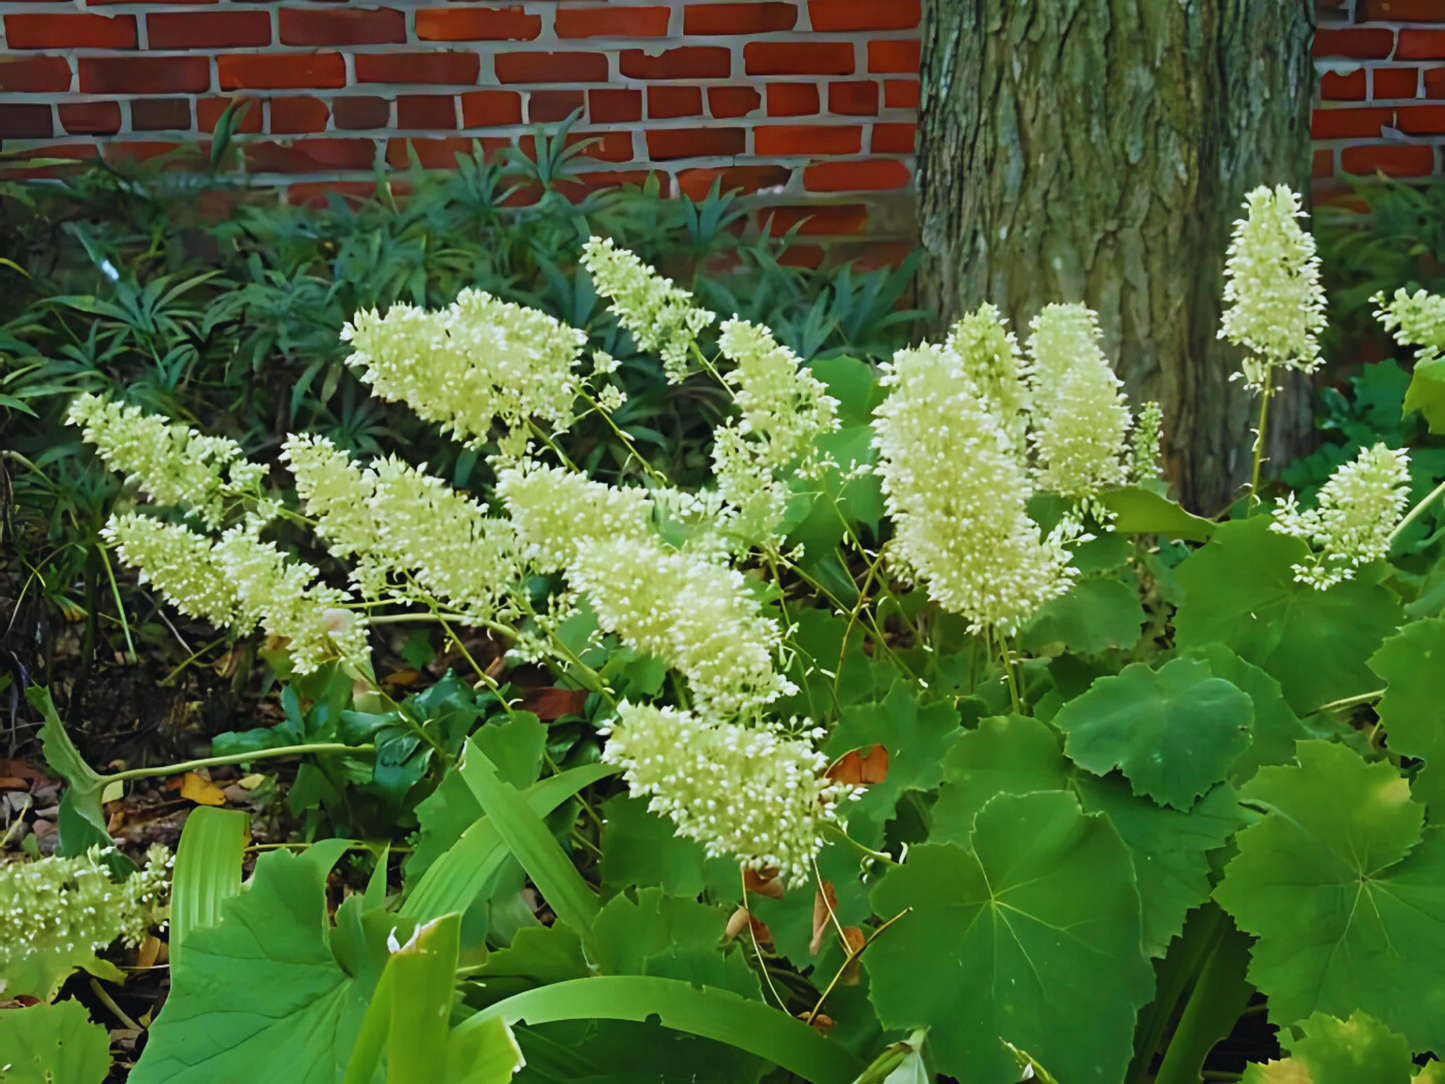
135;936;162;970
724;905;774;950
798;1012;834;1032
827;744;889;786
0;777;29;789
810;881;840;956
522;687;589;720
382;669;425;687
238;774;266;790
0;760;48;783
744;868;784;898
840;927;866;985
179;772;226;807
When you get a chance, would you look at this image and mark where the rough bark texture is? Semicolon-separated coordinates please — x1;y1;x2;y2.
918;0;1316;513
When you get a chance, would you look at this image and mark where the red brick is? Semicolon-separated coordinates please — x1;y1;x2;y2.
355;52;481;85
685;2;797;33
883;79;920;108
1360;0;1445;18
872;122;915;153
268;96;330;134
1341;143;1435;176
287;181;378;207
808;0;920;30
754;124;862;155
1311;106;1393;139
558;169;658;201
1321;70;1367;101
496;52;610;83
130;97;190;130
767;83;821;116
762;203;868;236
398;94;458;129
333;96;391;130
387;136;509;169
1398;31;1445;61
280;8;406;46
746;42;855;76
5;13;135;49
555;6;671;38
0;56;72;93
677;164;792;199
1313;148;1335;179
415;8;542;41
828;80;879;115
59;101;122;136
81;57;209;94
198;97;263;133
102;141;186;166
529;89;586;123
1424;67;1445;98
1314;29;1395;60
0;104;54;139
778;244;825;268
461;90;523;127
247;138;378;173
645;127;747;159
1374;67;1420;98
802;158;910;191
148;11;269;49
219;53;346;90
1397;104;1445;134
709;86;762;118
867;40;920;73
648;86;704;118
848;239;914;272
621;47;731;80
523;130;633;163
591;88;643;123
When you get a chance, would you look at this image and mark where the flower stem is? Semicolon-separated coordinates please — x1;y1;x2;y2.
1248;364;1275;512
803;908;911;1027
108;743;374;785
822;820;899;866
998;634;1022;715
1389;476;1445;545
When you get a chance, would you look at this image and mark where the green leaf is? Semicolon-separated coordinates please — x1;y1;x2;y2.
1404;356;1445;434
0;999;110;1084
402;764;615;925
598;794;727;897
591;889;760;1000
1098;486;1216;542
169;807;248;968
28;686;110;853
1175;518;1404;714
826;680;961;846
866;791;1155;1084
473;714;548;790
1369;618;1445;818
1214;740;1445;1048
131;842;375;1084
455;976;864;1084
931;715;1240;957
1242;1011;1415;1084
1183;645;1312;785
458;742;600;935
442;1017;526;1084
1017;576;1145;655
1052;658;1253;810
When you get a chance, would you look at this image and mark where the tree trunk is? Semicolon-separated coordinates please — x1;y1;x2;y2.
918;0;1316;513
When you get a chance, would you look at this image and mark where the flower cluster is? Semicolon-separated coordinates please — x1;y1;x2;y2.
1271;442;1412;589
600;703;849;885
946;303;1030;452
568;534;793;717
873;340;1077;636
496;461;655;574
1129;401;1165;482
1374;287;1445;363
1027;304;1132;497
581;237;716;383
67;394;264;529
1;846;170;999
1219;185;1327;389
343;288;587;444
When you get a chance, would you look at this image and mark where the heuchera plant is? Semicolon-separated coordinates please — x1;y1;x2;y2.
31;186;1445;1084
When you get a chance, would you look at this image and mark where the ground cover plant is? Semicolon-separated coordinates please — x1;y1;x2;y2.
7;180;1445;1084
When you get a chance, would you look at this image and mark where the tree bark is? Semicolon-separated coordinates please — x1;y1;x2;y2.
918;0;1316;513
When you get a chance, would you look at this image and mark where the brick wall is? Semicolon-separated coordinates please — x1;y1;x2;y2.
0;0;920;251
1316;0;1445;180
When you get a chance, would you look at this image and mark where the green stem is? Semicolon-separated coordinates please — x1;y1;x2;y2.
822;820;899;867
998;633;1022;715
1153;919;1254;1084
1315;688;1386;714
528;420;581;473
1389;475;1445;545
107;743;374;785
578;389;669;485
96;544;137;662
1248;364;1275;512
365;611;479;626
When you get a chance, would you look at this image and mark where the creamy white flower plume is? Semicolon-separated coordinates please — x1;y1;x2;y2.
281;434;390;596
600;703;849;884
1374;287;1445;363
946;303;1030;453
873;342;1076;636
1027;304;1132;498
495;461;654;574
1271;442;1411;589
68;394;264;529
1129;401;1165;482
1219;185;1327;389
581;236;716;384
343;287;587;443
103;514;239;627
568;534;792;717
